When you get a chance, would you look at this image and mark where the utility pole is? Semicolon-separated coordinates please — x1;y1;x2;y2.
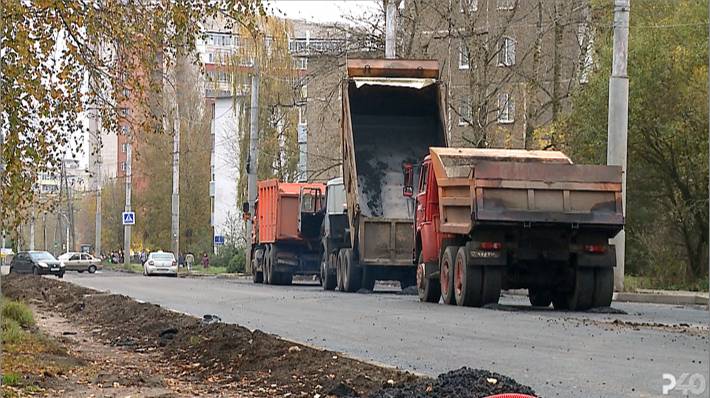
29;207;35;251
246;45;260;273
171;110;180;256
42;212;47;251
95;153;102;256
124;143;132;266
607;0;630;292
384;0;401;59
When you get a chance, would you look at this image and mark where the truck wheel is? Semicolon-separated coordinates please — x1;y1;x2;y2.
417;254;440;303
343;249;362;292
264;245;273;284
252;257;264;283
528;288;552;307
454;247;482;307
481;267;502;305
592;267;614;308
322;254;336;291
555;268;594;311
336;250;345;291
440;246;457;305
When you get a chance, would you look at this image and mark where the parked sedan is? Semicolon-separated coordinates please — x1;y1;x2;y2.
58;252;101;273
143;251;177;276
10;251;65;278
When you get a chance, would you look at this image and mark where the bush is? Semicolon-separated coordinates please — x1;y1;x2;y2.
226;250;246;273
2;299;34;328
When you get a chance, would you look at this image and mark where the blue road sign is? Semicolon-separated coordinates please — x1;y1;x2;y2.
214;235;225;245
122;211;135;225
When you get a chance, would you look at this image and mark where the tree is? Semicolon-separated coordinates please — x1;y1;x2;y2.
1;0;263;240
561;0;708;286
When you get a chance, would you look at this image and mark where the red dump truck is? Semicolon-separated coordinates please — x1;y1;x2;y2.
250;179;326;285
404;147;624;310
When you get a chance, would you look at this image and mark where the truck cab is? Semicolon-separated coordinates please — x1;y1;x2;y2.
320;178;349;290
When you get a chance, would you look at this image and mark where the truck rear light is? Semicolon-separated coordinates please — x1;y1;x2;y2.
584;244;607;254
479;242;502;251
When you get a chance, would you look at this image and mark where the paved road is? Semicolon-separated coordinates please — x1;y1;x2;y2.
62;271;707;398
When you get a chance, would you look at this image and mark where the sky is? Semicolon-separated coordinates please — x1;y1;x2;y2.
268;0;378;23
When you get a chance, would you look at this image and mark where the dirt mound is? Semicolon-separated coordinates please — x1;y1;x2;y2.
2;275;418;396
367;367;536;398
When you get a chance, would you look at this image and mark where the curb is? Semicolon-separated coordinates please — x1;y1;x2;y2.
504;289;708;306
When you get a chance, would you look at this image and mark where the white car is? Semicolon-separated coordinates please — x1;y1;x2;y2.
58;252;101;273
143;251;177;277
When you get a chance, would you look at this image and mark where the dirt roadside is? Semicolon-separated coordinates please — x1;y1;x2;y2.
2;275;537;397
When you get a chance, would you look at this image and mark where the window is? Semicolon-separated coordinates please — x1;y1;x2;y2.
497;93;515;123
121;161;127;171
458;40;470;69
460;0;478;13
498;37;515;66
497;0;515;10
458;97;472;126
419;164;429;193
208;52;214;63
298;106;307;125
293;57;308;70
119;107;129;117
121;143;128;153
300;84;308;100
121;125;130;135
122;88;130;98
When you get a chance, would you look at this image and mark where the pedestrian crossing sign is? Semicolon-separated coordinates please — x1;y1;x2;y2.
122;211;136;225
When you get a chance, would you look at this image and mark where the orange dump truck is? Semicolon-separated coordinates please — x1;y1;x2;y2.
250;179;325;285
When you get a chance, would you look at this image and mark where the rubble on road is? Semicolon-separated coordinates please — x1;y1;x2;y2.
366;367;536;398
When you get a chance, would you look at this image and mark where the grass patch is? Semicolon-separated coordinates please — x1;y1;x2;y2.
188;266;228;275
625;275;709;292
2;318;25;344
2;373;20;386
2;300;35;328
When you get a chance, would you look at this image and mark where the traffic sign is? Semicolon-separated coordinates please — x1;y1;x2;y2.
214;235;225;245
122;211;135;225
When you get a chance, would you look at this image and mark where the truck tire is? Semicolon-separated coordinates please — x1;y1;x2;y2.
336;250;345;291
592;267;614;308
417;254;440;303
252;258;264;283
528;289;552;307
264;245;273;285
343;249;362;292
322;253;336;290
481;267;502;306
554;267;594;311
454;246;482;307
440;246;458;305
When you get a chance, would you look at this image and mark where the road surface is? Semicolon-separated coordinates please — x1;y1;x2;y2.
61;271;707;397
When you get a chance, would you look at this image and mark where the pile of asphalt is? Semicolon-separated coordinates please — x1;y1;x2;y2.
367;367;536;398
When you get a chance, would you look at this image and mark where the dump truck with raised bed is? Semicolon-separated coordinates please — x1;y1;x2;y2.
328;59;448;292
404;147;624;310
249;179;326;285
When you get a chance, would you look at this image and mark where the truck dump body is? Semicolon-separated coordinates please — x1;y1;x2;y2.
343;59;447;268
256;180;325;243
429;147;624;234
